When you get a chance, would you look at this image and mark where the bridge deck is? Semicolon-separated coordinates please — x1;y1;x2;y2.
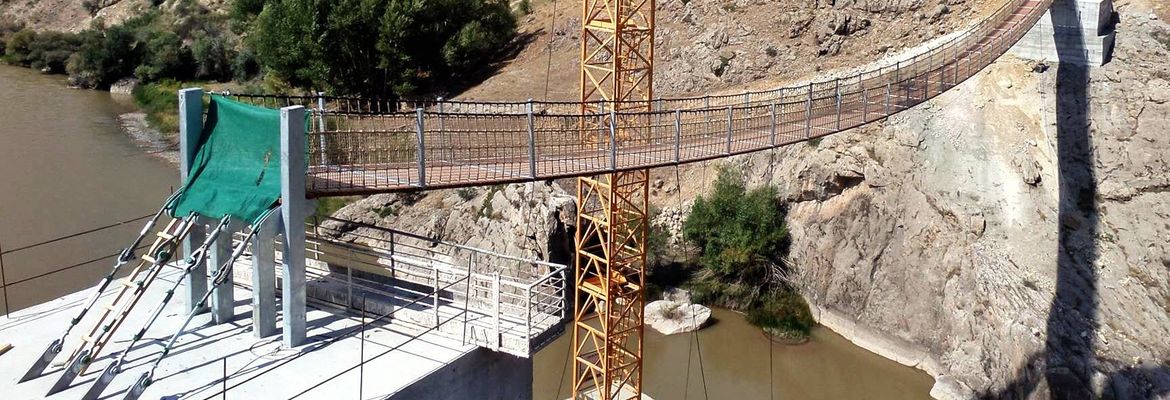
278;0;1050;197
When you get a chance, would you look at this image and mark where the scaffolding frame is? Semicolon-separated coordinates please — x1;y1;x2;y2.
573;0;654;398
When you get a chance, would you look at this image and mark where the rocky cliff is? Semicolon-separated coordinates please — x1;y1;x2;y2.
334;0;1170;398
0;0;229;32
652;1;1169;397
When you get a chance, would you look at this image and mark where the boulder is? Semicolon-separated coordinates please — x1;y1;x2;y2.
645;299;711;335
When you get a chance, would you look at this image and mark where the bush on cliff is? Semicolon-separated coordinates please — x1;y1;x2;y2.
682;165;813;338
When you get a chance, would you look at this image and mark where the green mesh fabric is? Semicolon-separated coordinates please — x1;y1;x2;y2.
170;95;302;224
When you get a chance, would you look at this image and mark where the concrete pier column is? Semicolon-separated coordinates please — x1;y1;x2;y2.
209;220;238;324
251;210;279;338
178;88;208;314
1010;0;1115;66
280;106;308;347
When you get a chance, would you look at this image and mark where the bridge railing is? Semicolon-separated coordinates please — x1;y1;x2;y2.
215;0;1048;195
272;217;569;357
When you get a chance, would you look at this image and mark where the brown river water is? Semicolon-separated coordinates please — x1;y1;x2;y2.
0;65;934;399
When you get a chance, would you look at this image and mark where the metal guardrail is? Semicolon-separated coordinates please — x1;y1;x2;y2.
233;0;1048;196
233;217;569;357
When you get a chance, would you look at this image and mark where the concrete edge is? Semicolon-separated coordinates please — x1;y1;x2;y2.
807;303;976;400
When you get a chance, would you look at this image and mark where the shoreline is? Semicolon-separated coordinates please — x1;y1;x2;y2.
114;109;181;167
806;303;975;400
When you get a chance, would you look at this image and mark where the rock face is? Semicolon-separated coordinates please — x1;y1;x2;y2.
330;182;578;269
658;2;1168;397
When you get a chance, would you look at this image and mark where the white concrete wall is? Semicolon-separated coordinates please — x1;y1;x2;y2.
389;347;534;400
1011;0;1116;66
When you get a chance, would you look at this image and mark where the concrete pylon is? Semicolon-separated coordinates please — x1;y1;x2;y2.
178;88;209;315
280;106;307;348
1011;0;1116;66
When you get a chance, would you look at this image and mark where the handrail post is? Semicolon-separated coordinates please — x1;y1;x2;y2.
525;286;533;340
804;83;813;139
492;272;501;351
744;92;750;106
861;81;869;122
316;92;328;166
834;79;842;130
526;99;537;179
598;100;606;144
415;108;426;188
609;109;617;171
885;82;892;116
433;268;441;327
769;103;777;147
894;60;901;86
726;105;733;155
926;46;933;97
674;110;682;163
437;96;449;163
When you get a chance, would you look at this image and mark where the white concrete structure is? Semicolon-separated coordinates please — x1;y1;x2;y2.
1011;0;1116;65
0;267;531;399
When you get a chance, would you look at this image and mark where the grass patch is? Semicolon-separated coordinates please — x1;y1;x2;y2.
479;185;505;218
748;289;814;341
133;79;187;137
456;187;478;201
314;196;361;218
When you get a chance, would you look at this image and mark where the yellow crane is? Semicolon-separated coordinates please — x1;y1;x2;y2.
572;0;655;398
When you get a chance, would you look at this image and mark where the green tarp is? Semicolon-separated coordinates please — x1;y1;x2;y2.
170;95;301;225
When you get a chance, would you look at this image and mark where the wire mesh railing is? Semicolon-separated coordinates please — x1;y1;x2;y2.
295;217;568;356
220;0;1049;195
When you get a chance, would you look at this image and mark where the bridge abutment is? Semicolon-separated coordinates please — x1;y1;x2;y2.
1011;0;1116;66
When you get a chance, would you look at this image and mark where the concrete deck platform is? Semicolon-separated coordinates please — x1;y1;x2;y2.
0;267;479;399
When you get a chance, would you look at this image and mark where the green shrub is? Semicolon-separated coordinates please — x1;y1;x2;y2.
232;47;261;81
5;29;39;65
456;187;478;201
746;289;813;339
681;164;812;337
67;25;140;88
192;35;235;81
135;31;193;82
683;165;787;280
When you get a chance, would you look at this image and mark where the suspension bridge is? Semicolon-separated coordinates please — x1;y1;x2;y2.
0;0;1057;399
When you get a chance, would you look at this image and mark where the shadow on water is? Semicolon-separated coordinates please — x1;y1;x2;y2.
987;1;1169;398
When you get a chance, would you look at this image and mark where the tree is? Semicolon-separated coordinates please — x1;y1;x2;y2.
5;29;38;65
67;25;140;88
192;35;235;81
135;31;193;82
251;0;517;97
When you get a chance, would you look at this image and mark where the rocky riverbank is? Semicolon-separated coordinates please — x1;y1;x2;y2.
117;111;179;165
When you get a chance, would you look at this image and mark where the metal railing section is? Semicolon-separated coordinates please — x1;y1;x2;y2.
221;0;1050;195
269;218;570;357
